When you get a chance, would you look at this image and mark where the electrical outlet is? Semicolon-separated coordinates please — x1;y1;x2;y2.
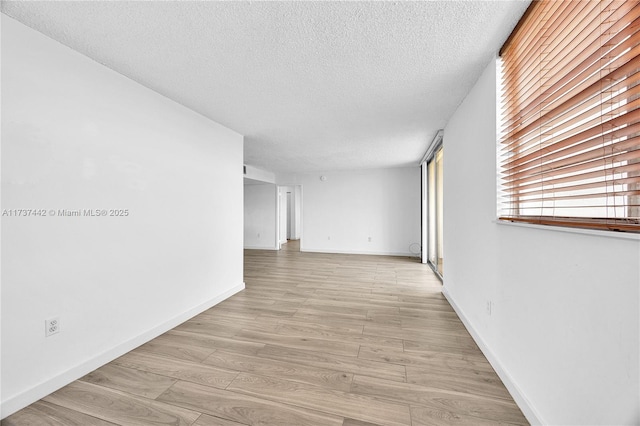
45;317;60;337
486;301;492;316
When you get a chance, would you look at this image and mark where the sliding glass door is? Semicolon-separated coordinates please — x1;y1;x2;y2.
425;147;443;277
428;158;436;266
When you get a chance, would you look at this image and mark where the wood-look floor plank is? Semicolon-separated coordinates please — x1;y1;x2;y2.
357;345;495;373
80;364;177;399
405;365;513;401
372;287;441;296
364;324;477;349
297;283;372;292
303;297;391;309
193;413;248;425
297;303;369;318
363;313;403;327
113;351;238;388
275;318;364;337
397;294;447;303
173;321;239;338
227;373;411;426
234;330;361;357
42;381;200;426
291;312;371;329
295;307;370;321
181;315;280;335
350;375;528;425
1;401;117;426
410;405;515;426
313;289;399;302
216;296;277;307
208;304;299;319
231;291;307;304
396;297;455;309
237;287;287;297
399;318;472;335
203;349;354;391
366;307;401;317
341;418;384;426
340;333;407;349
257;344;407;382
403;337;484;357
271;321;404;350
157;380;343;426
134;337;216;363
163;330;266;356
305;297;400;311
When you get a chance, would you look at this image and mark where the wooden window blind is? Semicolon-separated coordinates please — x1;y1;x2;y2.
499;0;640;233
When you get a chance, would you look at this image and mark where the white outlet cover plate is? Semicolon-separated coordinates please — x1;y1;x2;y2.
45;317;60;337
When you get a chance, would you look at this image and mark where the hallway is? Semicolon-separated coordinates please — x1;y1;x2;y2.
3;246;527;425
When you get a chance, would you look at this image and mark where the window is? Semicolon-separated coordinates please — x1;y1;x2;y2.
499;0;640;232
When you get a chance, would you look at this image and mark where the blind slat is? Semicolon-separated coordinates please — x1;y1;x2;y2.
511;177;640;200
505;152;640;191
505;144;640;188
503;106;640;172
498;216;640;232
501;188;640;203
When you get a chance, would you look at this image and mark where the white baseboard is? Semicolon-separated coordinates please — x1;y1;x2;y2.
244;245;278;250
442;287;545;426
300;247;417;257
0;282;245;419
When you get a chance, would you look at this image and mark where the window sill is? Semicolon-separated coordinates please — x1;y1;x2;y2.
493;219;640;241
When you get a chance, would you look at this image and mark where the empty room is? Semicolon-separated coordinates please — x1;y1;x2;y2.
1;1;639;425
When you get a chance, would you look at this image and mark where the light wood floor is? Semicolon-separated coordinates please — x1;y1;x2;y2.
3;240;528;425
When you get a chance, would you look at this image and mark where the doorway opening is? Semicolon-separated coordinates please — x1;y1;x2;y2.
277;185;302;251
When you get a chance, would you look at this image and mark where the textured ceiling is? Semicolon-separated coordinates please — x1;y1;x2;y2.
2;1;529;173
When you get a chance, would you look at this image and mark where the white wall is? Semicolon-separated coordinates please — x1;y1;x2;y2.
285;168;420;256
244;183;278;249
1;16;244;417
443;58;640;425
244;164;276;184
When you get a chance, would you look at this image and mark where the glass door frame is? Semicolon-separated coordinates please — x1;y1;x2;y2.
420;131;443;281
